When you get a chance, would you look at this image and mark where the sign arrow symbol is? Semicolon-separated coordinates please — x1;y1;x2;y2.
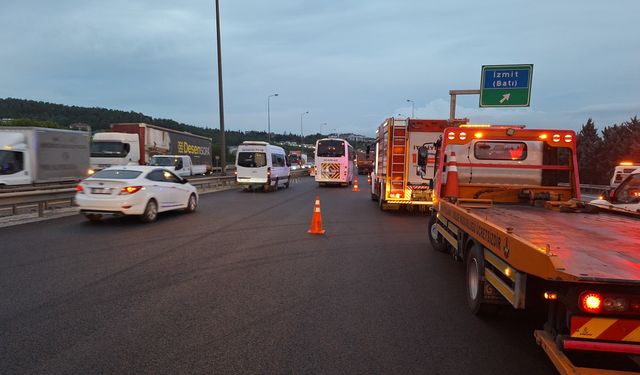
499;93;511;104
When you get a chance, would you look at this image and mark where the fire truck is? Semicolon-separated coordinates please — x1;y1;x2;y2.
429;125;640;374
370;117;467;211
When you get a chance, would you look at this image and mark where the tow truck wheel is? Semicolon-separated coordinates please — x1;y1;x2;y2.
466;244;498;316
428;214;448;253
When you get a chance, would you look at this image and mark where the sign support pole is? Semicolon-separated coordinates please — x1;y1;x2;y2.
449;89;480;122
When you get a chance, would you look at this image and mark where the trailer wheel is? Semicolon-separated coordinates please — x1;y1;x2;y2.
428;214;448;252
466;244;498;316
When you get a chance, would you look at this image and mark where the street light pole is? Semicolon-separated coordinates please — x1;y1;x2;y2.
267;93;278;143
214;0;226;173
300;111;309;153
406;99;415;118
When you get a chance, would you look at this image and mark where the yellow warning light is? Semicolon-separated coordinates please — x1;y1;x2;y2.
504;268;512;277
620;161;634;166
538;134;548;140
544;292;558;300
474;132;483;139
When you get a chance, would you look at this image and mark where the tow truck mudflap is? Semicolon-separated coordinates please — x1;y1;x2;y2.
534;330;640;375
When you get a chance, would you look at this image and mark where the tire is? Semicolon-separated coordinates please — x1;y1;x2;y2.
85;214;102;222
466;244;498;316
428;214;448;252
185;194;197;213
274;177;279;191
140;199;158;223
285;176;290;188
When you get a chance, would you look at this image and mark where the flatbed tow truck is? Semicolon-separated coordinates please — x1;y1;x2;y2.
428;125;640;374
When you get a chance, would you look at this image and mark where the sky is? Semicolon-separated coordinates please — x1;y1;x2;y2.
2;0;639;137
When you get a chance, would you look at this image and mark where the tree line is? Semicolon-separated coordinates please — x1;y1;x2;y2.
0;98;331;144
576;116;640;185
0;98;334;158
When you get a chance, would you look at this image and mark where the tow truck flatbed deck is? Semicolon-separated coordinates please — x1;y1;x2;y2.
465;204;640;284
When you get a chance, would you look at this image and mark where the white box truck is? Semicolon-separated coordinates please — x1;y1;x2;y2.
0;127;90;186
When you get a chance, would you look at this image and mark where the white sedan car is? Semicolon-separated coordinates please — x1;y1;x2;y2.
75;166;198;223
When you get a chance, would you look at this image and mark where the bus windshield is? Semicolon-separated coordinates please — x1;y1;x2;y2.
317;140;345;157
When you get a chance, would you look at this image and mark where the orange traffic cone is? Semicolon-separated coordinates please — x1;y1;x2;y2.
352;175;360;192
308;196;326;235
443;151;459;199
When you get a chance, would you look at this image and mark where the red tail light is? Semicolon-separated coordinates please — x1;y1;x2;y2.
119;186;143;195
75;185;84;193
580;292;603;313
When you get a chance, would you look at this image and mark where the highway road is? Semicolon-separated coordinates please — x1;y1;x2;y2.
1;176;557;374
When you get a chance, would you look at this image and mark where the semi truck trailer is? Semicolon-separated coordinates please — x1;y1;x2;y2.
90;123;213;173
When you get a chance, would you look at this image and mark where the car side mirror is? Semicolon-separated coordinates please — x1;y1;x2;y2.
181;178;188;184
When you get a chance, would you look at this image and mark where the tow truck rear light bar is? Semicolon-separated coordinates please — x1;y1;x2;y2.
579;291;640;315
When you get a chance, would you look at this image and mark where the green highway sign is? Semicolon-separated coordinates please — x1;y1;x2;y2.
480;64;533;107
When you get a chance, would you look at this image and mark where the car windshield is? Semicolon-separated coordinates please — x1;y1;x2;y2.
91;141;130;158
615;173;640;204
90;170;142;179
149;156;176;167
317;140;345;157
237;152;267;168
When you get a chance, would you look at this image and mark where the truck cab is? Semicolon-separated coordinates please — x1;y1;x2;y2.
149;155;199;177
610;162;640;189
0;132;30;185
90;132;140;171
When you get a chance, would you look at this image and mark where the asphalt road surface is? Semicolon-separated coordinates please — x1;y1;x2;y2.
1;176;558;374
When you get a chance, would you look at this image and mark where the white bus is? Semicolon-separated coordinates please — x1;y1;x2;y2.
314;138;355;186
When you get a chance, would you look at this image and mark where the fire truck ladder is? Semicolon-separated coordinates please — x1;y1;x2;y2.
389;120;407;197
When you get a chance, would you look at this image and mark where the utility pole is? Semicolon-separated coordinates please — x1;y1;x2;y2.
300;111;309;153
215;0;226;172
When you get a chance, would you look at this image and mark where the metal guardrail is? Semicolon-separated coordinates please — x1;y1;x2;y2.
0;188;76;217
0;170;310;218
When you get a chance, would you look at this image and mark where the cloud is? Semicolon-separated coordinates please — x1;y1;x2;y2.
1;0;639;137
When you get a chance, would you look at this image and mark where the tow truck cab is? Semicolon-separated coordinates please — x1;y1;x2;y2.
430;125;640;374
